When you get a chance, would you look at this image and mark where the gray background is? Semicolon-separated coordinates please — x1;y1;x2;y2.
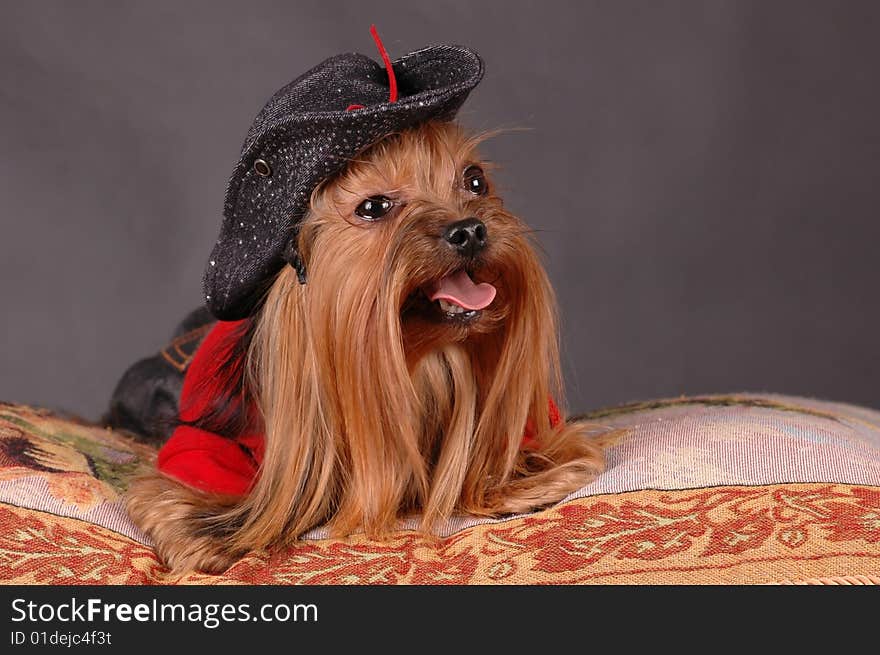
2;1;878;420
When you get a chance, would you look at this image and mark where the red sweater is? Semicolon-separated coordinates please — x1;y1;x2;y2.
157;321;559;495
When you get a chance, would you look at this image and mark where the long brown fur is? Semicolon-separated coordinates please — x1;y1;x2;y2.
127;121;605;573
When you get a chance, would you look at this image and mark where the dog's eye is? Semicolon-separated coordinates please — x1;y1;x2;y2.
463;165;488;196
354;196;394;220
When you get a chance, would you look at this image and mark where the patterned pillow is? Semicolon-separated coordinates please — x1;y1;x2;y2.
1;395;878;584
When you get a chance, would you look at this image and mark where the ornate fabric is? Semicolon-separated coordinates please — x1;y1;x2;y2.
1;395;878;584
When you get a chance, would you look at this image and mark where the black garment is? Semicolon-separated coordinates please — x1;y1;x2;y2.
105;307;214;443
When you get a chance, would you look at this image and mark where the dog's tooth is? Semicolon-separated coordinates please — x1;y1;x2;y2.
438;298;467;314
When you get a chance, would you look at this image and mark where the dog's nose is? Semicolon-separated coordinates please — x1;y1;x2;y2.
443;218;488;257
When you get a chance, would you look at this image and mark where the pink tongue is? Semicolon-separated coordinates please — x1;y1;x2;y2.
427;270;497;311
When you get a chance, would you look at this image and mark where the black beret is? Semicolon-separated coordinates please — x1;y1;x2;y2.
203;29;484;320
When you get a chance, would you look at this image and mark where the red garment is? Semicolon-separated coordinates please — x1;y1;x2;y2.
158;321;560;495
157;320;261;495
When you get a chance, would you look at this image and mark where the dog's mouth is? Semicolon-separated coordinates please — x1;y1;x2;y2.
408;269;497;324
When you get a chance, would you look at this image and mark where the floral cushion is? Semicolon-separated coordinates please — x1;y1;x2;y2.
1;395;878;584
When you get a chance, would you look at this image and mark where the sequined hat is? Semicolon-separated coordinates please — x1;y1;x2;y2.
203;26;484;320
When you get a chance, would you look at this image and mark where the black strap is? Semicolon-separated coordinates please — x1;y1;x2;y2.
282;238;308;285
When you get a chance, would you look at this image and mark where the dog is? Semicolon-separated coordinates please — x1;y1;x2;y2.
124;121;605;573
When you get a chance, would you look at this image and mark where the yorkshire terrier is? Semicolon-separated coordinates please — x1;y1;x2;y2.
124;121;605;573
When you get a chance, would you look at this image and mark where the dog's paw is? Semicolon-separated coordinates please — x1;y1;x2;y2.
483;419;607;515
125;470;247;574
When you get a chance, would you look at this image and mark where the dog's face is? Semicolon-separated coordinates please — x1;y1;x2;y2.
299;121;542;361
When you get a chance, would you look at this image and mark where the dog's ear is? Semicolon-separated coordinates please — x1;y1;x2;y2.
282;236;308;285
